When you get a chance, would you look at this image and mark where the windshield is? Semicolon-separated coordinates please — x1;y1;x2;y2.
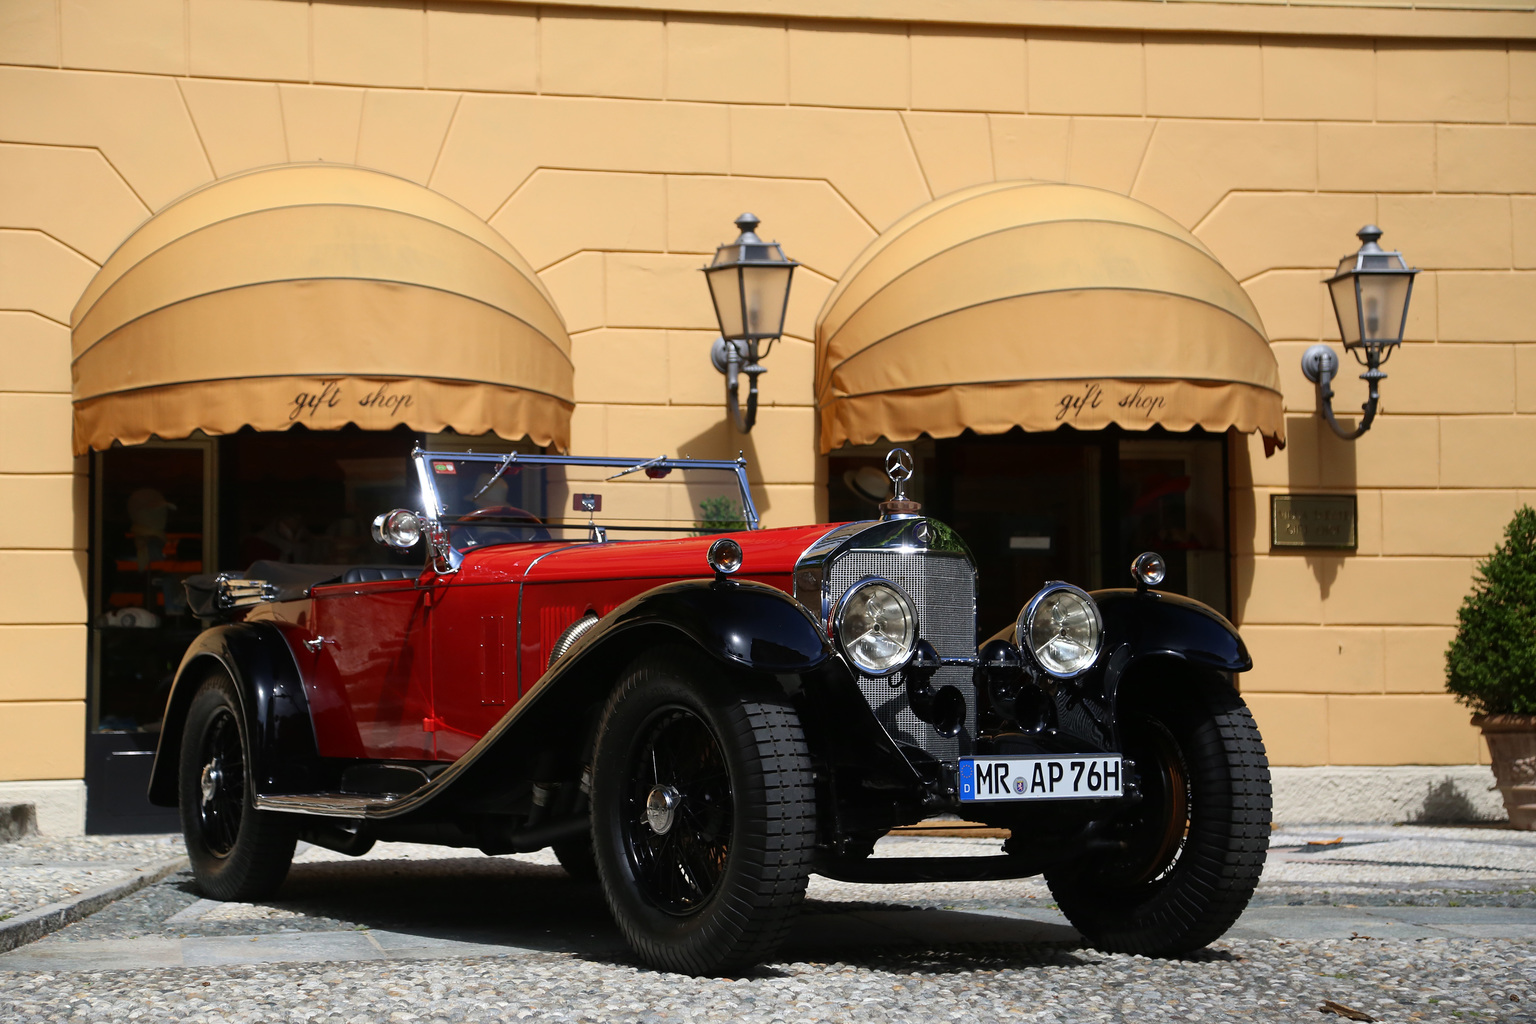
414;451;759;552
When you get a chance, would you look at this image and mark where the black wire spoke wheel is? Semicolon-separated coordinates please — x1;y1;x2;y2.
195;708;246;857
624;707;733;913
590;647;815;976
177;669;297;902
1045;672;1272;958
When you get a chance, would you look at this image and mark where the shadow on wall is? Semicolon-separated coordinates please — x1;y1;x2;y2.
1233;412;1359;619
1411;777;1496;825
1286;413;1359;601
675;418;772;523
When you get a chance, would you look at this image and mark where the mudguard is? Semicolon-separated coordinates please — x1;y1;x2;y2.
1092;588;1251;727
147;622;323;807
437;577;838;802
570;576;832;673
1093;588;1251;673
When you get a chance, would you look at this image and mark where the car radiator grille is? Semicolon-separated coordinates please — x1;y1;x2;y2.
827;549;977;762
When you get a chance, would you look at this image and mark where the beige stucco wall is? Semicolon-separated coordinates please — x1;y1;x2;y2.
3;0;1531;792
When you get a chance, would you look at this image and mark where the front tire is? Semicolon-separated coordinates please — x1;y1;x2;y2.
178;670;297;901
590;648;815;975
1045;673;1271;956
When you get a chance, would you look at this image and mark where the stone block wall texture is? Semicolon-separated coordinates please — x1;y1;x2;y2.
3;0;1532;783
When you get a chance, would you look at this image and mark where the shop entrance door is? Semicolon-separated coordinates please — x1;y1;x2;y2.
88;440;214;833
827;428;1229;640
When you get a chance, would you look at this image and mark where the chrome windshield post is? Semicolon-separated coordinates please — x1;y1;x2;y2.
411;448;460;575
735;454;761;530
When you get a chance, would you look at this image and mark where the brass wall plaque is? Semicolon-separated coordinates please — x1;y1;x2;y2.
1271;494;1357;550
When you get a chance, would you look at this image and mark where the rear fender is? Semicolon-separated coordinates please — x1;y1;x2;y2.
147;622;322;807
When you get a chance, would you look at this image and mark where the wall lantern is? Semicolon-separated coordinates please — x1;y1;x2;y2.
1301;225;1419;441
702;213;799;433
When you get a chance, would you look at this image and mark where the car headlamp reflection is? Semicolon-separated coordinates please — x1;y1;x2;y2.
1018;583;1103;678
834;577;918;677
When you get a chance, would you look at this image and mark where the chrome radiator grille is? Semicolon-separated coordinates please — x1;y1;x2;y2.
827;548;977;762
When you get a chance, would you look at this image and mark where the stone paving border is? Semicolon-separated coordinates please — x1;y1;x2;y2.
0;855;187;954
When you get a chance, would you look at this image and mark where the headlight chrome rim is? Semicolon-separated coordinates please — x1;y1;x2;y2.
833;576;920;677
1017;582;1103;679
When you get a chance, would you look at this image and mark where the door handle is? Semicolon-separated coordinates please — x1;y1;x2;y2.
302;636;336;653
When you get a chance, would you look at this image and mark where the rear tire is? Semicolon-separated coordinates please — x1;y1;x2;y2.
590;648;815;975
1045;674;1270;956
178;670;297;901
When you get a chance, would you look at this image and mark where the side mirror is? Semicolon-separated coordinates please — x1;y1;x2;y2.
372;509;424;550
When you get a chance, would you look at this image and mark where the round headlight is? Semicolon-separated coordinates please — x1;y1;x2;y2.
372;509;423;550
1018;583;1102;678
834;577;918;677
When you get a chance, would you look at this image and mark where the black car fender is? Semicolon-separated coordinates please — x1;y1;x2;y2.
575;575;834;675
331;576;923;821
470;576;833;767
1092;588;1252;722
147;622;323;807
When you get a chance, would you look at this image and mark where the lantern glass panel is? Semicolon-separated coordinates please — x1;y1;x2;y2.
738;262;794;339
706;265;745;339
1328;276;1361;346
1357;272;1412;345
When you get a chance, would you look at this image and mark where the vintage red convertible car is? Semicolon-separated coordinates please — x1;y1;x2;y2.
152;447;1271;974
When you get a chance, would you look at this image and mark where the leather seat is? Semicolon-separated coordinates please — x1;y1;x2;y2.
341;566;419;584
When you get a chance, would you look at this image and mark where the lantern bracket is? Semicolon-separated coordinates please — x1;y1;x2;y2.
1302;343;1383;441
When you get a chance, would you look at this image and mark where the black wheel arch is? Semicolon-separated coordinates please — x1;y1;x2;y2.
1093;588;1251;744
148;622;322;807
442;578;839;804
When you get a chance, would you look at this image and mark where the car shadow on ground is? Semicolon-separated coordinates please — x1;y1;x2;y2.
257;856;1087;970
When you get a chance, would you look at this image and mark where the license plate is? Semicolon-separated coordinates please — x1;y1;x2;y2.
959;755;1123;802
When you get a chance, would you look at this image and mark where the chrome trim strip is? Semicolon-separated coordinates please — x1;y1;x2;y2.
256;793;400;817
792;520;879;626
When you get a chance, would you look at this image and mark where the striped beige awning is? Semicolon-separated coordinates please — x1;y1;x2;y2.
815;181;1284;454
71;164;573;454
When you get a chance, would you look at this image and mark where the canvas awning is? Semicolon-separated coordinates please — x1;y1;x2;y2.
815;181;1284;453
71;164;573;455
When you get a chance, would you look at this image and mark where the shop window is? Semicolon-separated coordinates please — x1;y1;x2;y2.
218;425;422;571
88;440;213;832
827;428;1229;641
91;441;212;735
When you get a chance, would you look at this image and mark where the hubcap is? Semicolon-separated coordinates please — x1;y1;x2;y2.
645;784;681;835
200;759;222;806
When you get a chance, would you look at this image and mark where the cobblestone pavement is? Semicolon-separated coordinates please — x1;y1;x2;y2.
1;834;184;920
1;824;1532;1022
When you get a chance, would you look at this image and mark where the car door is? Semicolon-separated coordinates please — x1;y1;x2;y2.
422;572;514;761
305;574;434;760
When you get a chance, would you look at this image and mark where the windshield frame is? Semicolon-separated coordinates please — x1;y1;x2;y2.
410;448;761;573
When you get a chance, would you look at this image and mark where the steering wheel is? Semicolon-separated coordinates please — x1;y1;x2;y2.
450;505;551;549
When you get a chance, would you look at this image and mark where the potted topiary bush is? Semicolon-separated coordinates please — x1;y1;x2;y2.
1445;505;1536;829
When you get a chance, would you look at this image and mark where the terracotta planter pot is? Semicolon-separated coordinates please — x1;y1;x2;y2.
1473;713;1536;830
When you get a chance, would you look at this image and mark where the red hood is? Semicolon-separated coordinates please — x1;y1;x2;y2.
455;522;845;586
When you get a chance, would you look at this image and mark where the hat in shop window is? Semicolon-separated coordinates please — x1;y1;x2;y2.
843;466;891;505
